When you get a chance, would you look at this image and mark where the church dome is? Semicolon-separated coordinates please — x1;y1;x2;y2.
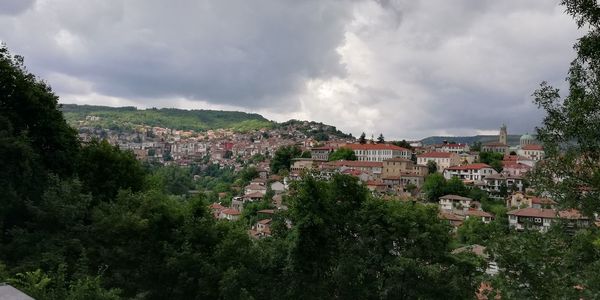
520;133;535;146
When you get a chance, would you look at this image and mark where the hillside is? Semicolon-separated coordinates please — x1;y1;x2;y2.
61;104;274;132
420;134;524;146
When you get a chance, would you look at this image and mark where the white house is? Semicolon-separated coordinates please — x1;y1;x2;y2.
482;174;524;193
443;163;497;182
439;194;473;211
344;143;411;162
517;144;545;161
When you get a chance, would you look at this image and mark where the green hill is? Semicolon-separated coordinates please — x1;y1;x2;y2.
61;104;274;132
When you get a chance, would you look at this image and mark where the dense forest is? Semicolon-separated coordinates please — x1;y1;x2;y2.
2;1;600;298
61;104;273;132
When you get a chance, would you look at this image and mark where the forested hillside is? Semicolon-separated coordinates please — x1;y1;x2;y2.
61;104;273;132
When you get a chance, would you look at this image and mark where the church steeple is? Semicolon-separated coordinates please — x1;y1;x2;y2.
499;124;507;145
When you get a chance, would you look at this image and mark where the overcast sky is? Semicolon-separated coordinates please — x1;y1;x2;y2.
0;0;582;139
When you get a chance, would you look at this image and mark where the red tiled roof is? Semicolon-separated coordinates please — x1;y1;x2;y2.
522;144;544;151
466;210;493;218
417;151;454;158
558;209;588;220
258;218;272;224
210;203;225;210
530;197;556;205
344;143;410;152
221;208;241;216
257;209;275;215
507;208;556;218
439;211;465;221
446;163;492;171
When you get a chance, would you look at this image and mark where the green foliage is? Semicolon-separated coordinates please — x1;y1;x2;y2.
426;160;438;174
76;139;145;201
391;139;413;150
328;147;357;161
358;132;367;144
529;0;600;215
0;46;80;178
300;150;312;158
457;218;506;246
283;174;483;299
471;141;482;152
61;104;273;132
422;173;468;202
270;145;302;174
147;165;193;195
479;151;504;172
489;227;600;299
377;133;385;144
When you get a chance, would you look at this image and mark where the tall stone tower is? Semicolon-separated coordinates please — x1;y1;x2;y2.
499;124;507;145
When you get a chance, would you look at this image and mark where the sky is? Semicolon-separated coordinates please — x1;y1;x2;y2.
0;0;583;139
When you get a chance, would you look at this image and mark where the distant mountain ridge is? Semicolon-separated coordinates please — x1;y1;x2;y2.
420;135;525;146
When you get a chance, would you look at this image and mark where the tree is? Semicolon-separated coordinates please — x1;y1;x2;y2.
147;165;193;195
0;46;80;178
529;0;600;215
300;150;312;158
377;133;385;144
471;141;482;152
391;139;413;150
422;173;447;202
76;139;145;201
270;145;302;174
427;160;438;174
328;147;357;161
358;132;367;144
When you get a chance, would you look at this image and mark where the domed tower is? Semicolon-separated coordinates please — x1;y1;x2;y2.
499;124;507;145
520;133;535;147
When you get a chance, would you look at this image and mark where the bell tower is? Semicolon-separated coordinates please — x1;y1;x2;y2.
499;124;507;145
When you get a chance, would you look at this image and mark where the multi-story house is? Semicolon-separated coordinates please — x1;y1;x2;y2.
439;194;474;210
507;208;590;233
417;152;461;172
481;173;524;193
310;145;336;161
443;163;497;182
344;143;412;162
517;144;545;161
435;143;470;154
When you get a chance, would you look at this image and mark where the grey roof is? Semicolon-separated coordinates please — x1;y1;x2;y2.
0;284;35;300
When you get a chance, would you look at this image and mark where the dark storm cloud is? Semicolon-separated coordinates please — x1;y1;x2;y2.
0;0;351;109
0;0;35;15
0;0;583;138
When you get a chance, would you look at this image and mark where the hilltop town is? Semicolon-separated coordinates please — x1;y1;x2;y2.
70;110;589;243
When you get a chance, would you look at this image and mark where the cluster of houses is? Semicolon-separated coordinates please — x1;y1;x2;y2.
76;120;353;171
78;119;596;236
210;175;288;238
